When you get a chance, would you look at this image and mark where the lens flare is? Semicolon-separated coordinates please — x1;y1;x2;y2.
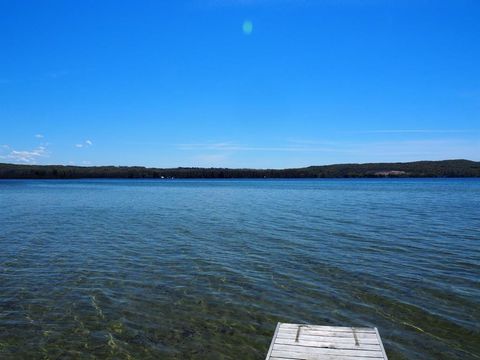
242;20;253;35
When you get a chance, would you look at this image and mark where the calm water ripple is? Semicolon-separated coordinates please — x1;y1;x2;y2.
0;179;479;359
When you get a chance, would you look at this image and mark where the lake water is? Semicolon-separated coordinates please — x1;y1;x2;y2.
0;179;479;359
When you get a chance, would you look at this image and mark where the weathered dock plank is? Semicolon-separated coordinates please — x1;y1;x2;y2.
266;323;388;360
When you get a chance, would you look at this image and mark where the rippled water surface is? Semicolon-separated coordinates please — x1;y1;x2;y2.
0;179;479;359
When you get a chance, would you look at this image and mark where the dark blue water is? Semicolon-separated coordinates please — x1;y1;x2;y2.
0;179;479;359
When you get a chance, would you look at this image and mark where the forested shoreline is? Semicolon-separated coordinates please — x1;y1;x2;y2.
0;160;479;179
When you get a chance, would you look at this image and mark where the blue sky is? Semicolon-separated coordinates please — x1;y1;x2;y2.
1;0;479;168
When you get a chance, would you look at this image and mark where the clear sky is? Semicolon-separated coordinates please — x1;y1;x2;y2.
1;0;479;168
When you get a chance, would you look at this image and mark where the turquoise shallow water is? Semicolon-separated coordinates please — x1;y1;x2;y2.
0;179;479;359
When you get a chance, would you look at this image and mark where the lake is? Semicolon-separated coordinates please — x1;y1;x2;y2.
0;179;479;359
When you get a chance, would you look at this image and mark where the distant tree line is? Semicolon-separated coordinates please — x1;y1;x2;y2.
0;160;479;179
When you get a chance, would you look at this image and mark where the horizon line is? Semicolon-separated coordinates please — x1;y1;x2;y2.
0;158;476;170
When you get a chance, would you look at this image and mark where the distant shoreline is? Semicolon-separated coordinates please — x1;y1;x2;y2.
1;160;479;179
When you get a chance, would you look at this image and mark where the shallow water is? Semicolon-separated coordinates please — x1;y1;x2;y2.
0;179;479;359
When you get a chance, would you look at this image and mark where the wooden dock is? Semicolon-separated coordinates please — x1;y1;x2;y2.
265;323;388;360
